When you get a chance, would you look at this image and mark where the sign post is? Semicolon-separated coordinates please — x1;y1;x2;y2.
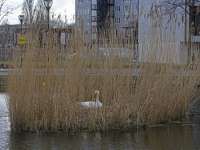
18;34;25;68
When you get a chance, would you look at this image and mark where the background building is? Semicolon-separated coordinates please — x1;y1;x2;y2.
75;0;139;41
0;24;23;49
138;0;189;64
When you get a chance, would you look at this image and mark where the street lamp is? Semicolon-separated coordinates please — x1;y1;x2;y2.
18;15;24;68
44;0;53;30
18;15;24;34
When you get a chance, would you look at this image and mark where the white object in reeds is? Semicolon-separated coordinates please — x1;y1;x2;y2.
77;90;102;108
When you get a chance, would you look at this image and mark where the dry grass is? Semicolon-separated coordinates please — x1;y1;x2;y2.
6;23;200;133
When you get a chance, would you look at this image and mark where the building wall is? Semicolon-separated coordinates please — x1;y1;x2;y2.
75;0;91;30
138;0;189;64
0;24;22;48
75;0;200;64
114;0;139;31
75;0;139;38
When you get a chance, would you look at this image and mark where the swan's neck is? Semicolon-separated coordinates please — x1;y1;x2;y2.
95;93;100;103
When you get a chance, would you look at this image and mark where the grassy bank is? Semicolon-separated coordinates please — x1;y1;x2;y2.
6;23;200;133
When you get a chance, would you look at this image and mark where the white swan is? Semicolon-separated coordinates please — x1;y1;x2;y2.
78;90;102;108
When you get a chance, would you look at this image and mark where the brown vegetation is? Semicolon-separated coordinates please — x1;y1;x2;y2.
6;23;200;133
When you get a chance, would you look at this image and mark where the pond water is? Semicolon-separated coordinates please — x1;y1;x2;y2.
1;94;200;150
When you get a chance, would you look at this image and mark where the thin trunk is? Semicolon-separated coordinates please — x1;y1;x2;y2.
188;2;195;66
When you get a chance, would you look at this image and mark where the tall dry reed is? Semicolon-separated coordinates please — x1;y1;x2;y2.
6;21;200;133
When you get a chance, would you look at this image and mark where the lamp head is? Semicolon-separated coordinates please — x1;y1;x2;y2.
18;15;24;22
44;0;53;8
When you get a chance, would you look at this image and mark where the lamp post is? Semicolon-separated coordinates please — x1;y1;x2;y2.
18;15;24;68
18;15;24;34
44;0;53;30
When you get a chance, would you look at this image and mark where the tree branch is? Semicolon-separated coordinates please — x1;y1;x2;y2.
0;0;21;23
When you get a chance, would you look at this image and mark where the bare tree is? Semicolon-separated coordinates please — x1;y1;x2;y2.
157;0;200;24
36;0;46;21
149;1;200;28
21;0;46;27
158;0;197;14
0;0;20;22
22;0;34;23
34;0;46;27
0;19;9;48
157;0;200;65
36;0;45;10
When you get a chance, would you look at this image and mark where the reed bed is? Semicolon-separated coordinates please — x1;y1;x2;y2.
6;22;200;133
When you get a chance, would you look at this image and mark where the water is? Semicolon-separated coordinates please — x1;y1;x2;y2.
1;94;200;150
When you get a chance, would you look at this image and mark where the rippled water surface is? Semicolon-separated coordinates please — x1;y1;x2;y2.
1;94;200;150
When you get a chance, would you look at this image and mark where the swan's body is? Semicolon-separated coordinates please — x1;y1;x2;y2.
78;90;102;108
78;101;102;107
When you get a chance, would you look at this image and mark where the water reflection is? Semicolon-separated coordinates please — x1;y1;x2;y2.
0;94;10;149
4;125;200;150
1;94;200;149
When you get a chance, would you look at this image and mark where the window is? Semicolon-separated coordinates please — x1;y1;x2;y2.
92;33;96;40
123;5;131;15
81;8;84;14
92;22;97;26
115;6;120;12
92;0;97;4
92;10;97;16
76;11;80;18
91;16;97;21
133;2;138;11
76;9;84;18
92;4;97;9
92;27;97;33
85;19;90;25
86;0;90;3
123;0;131;3
107;0;114;4
123;17;129;27
85;8;89;14
77;0;83;4
61;33;66;45
190;6;200;36
85;30;89;35
77;20;83;26
115;17;120;24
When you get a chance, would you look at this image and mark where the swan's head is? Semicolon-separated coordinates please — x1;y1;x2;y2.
93;90;99;95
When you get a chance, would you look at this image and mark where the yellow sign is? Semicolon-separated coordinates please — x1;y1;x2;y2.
18;34;25;44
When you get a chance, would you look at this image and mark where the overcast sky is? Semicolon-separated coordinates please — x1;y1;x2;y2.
3;0;75;24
